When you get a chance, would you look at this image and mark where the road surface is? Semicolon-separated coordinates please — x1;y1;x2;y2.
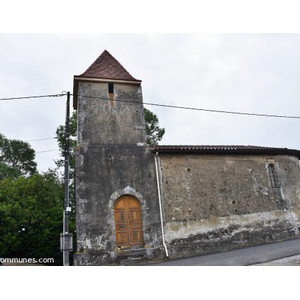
147;238;300;266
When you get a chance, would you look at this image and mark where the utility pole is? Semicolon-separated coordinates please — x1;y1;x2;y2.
60;91;73;266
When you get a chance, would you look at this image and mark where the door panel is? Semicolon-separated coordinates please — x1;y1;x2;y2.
114;196;143;247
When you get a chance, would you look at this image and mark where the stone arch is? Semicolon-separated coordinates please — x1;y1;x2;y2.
108;186;145;210
107;186;146;238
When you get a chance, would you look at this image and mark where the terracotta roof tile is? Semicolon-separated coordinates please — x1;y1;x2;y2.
78;50;140;82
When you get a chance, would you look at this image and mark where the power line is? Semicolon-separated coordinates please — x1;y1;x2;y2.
1;91;300;119
26;137;57;142
35;149;60;154
143;102;300;119
73;94;300;120
0;93;66;101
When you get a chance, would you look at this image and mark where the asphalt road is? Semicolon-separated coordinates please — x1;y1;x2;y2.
147;238;300;266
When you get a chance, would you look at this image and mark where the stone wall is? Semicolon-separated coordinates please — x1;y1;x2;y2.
74;80;164;265
77;81;145;146
158;153;300;258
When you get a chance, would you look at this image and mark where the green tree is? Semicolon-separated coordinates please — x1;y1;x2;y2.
0;133;37;180
55;111;77;221
55;110;77;179
0;171;69;265
144;108;165;145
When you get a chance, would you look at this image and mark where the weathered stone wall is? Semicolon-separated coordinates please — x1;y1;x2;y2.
74;80;164;265
77;81;146;146
158;153;300;258
75;145;164;265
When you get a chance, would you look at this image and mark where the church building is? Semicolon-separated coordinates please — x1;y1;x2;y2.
73;50;300;265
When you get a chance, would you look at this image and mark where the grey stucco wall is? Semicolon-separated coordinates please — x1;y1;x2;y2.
77;81;146;146
158;153;300;259
74;80;164;265
75;145;163;265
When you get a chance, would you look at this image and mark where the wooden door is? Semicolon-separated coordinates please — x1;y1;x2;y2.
114;196;143;247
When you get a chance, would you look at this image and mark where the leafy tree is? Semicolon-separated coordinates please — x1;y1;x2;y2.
55;111;77;222
0;171;70;265
0;133;37;180
144;108;165;145
55;110;77;179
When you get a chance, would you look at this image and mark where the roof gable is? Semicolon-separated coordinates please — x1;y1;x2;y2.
73;50;141;109
78;50;140;82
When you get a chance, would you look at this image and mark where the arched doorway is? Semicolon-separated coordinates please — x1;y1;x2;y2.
114;195;143;247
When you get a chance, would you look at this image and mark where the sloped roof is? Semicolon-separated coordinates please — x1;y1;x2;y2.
73;50;141;109
151;145;300;158
77;50;141;82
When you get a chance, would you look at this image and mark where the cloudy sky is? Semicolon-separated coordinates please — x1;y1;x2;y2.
1;33;300;172
1;1;300;174
2;0;300;293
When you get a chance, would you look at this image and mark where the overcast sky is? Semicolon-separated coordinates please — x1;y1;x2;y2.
2;0;300;293
1;33;300;172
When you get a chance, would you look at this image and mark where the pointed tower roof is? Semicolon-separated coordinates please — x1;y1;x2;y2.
78;50;141;82
73;50;141;109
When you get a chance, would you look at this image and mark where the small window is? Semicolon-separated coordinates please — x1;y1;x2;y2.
268;164;279;188
108;83;114;94
108;83;114;108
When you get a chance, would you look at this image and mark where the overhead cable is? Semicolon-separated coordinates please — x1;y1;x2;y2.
0;93;66;101
73;94;300;120
35;149;60;154
26;137;57;142
1;91;300;119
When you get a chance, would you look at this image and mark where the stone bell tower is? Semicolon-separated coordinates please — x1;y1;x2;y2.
73;50;163;265
73;50;146;146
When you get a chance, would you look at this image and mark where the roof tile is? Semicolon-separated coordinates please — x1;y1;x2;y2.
78;50;140;82
151;145;300;158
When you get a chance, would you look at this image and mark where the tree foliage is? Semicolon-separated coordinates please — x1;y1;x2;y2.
55;111;77;218
0;133;76;265
0;133;37;180
55;110;77;179
144;108;165;145
0;171;68;265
